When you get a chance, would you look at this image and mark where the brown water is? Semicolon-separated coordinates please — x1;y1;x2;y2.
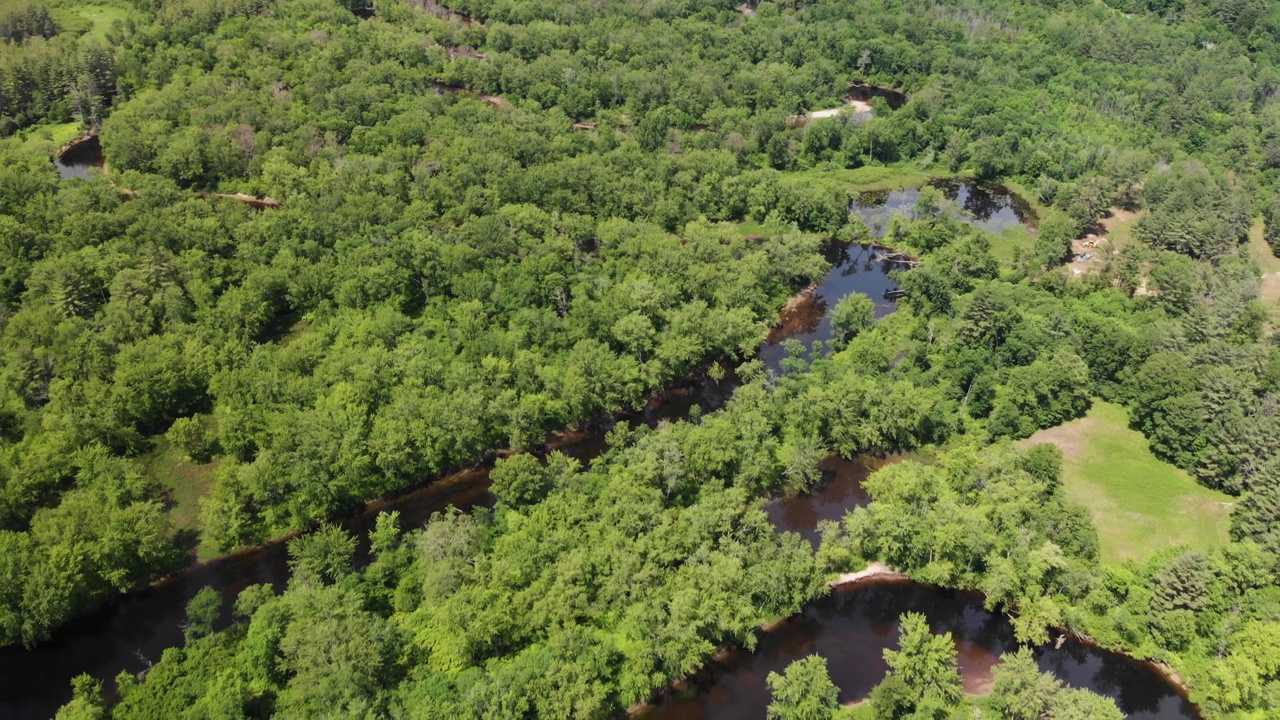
847;84;908;110
0;239;896;718
2;236;1192;720
638;581;1198;720
764;454;894;547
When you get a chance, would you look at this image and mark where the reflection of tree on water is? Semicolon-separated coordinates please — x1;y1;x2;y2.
1033;642;1173;717
645;581;1196;720
850;183;1033;237
856;189;891;208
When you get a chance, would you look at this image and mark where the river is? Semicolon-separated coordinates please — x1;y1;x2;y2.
638;580;1198;720
1;207;1187;720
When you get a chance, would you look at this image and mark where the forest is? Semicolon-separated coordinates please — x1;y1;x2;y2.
0;0;1279;716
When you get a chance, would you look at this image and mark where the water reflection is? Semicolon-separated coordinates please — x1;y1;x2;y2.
758;242;905;375
851;181;1033;237
640;582;1198;720
53;136;105;180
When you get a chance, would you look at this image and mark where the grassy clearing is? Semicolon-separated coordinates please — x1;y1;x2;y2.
1100;208;1141;252
135;434;223;560
1246;219;1280;331
49;2;132;42
786;164;964;193
1023;401;1232;565
986;224;1035;265
727;219;769;237
17;121;83;150
1249;218;1280;274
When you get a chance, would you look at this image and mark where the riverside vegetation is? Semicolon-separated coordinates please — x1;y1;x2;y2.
0;0;1279;717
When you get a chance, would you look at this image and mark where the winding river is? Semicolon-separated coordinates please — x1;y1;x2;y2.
0;197;1191;719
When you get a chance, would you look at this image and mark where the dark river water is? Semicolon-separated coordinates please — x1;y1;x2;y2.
851;180;1034;237
638;580;1198;720
0;231;1190;720
53;136;105;180
759;242;905;375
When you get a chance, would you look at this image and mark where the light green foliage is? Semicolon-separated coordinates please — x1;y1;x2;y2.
9;0;1280;715
1026;401;1232;565
828;445;1098;592
987;649;1123;720
869;612;962;719
1033;210;1077;269
164;416;213;463
829;293;876;346
53;674;105;720
766;655;840;720
490;453;555;507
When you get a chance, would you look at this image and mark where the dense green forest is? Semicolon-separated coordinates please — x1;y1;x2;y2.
1;0;1279;715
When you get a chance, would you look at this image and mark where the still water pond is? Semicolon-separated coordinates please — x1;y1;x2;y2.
851;181;1034;237
53;136;105;180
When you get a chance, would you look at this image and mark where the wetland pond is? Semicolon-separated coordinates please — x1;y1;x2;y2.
53;136;105;179
851;180;1034;236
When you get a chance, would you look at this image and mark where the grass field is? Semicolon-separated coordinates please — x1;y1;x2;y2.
135;434;223;560
19;121;83;149
785;164;964;193
49;2;132;42
1245;218;1280;334
987;224;1036;265
1024;401;1232;565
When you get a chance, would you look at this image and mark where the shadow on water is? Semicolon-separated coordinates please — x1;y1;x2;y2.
638;581;1199;720
851;181;1034;237
53;136;105;180
0;366;739;719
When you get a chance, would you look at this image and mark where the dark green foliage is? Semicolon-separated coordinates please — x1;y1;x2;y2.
1133;162;1252;259
6;0;1280;714
1264;197;1280;257
1152;551;1214;613
286;524;356;586
0;3;57;44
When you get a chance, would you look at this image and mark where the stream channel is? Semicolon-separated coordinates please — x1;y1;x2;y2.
0;189;1191;719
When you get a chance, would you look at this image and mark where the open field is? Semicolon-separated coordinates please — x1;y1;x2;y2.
785;164;966;194
49;2;132;42
987;224;1036;265
134;434;223;560
1247;219;1280;312
1024;401;1232;565
17;121;83;150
